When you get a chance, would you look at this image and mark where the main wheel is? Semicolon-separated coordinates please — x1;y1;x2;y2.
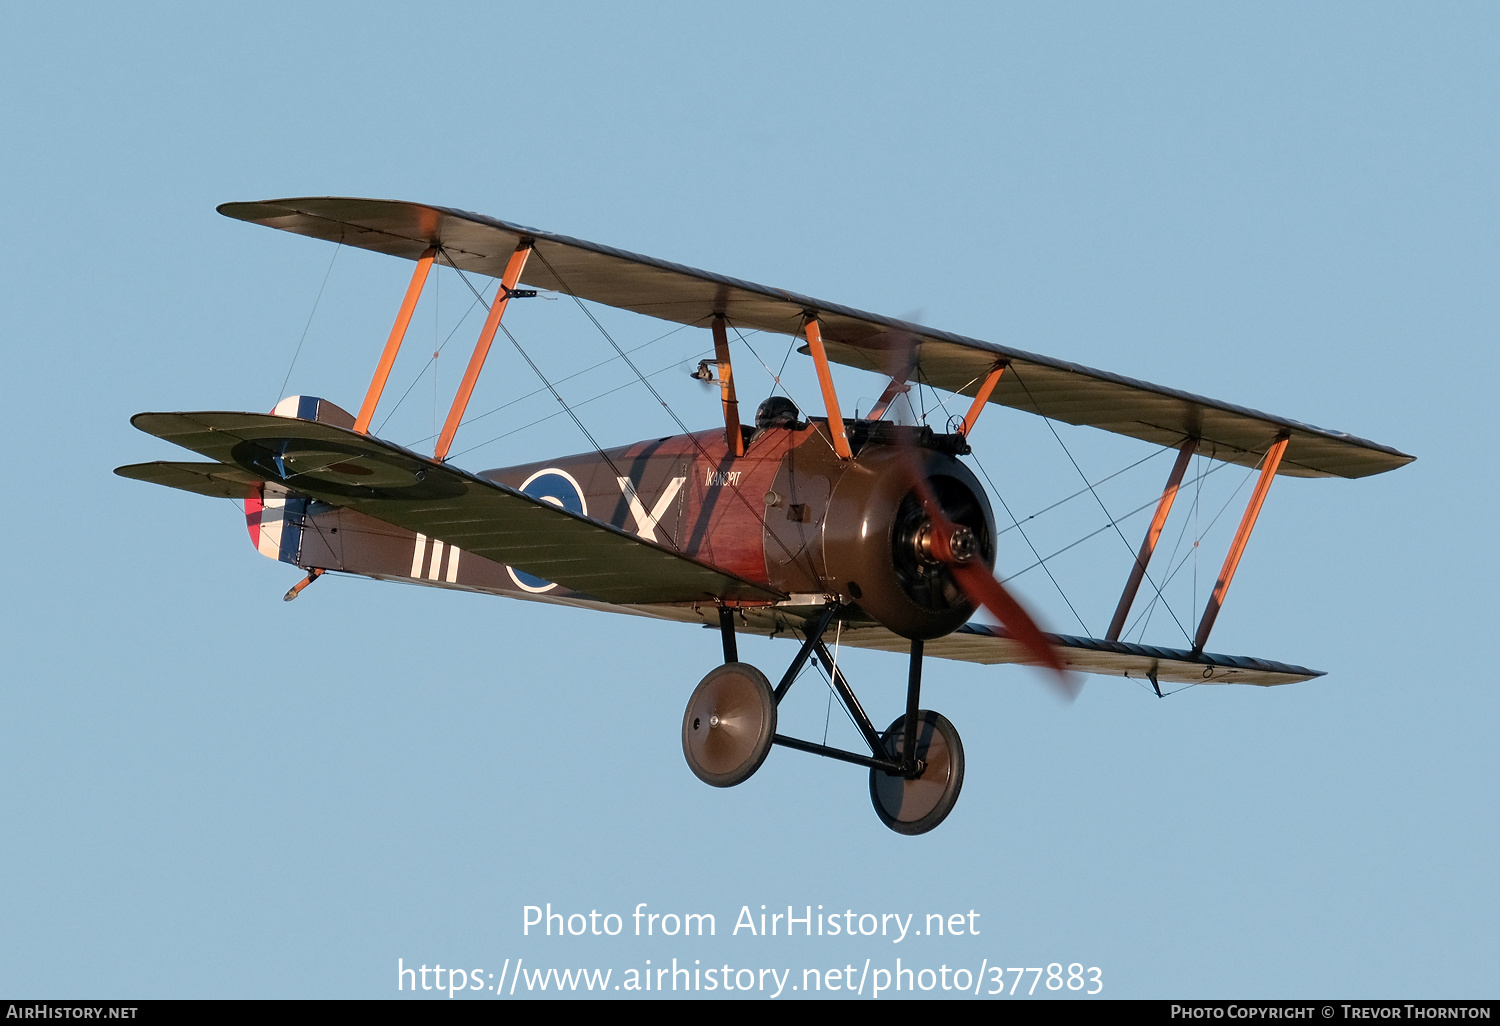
869;710;965;835
682;663;777;787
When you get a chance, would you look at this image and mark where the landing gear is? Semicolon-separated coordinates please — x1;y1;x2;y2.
681;663;776;787
684;606;968;834
869;711;965;835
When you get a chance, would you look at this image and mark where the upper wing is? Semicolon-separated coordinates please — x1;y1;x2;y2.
837;621;1322;687
220;196;1414;480
128;411;784;605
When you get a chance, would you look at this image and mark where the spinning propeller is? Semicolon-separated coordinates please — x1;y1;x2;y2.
878;332;1079;700
897;447;1078;698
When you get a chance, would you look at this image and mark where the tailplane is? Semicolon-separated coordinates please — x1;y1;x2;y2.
116;395;356;567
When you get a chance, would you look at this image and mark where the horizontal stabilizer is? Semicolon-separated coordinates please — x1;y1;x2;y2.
115;461;264;500
128;411;784;605
841;622;1323;687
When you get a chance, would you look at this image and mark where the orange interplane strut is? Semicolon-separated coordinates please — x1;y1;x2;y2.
1192;433;1290;653
959;363;1007;437
353;246;437;434
1106;437;1198;641
434;243;533;462
711;315;744;457
804;317;852;460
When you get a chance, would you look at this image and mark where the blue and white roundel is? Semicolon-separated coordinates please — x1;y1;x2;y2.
507;468;588;593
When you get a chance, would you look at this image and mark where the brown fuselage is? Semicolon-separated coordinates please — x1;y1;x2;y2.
296;420;995;640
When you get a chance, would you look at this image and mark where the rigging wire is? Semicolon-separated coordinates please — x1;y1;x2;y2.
729;321;814;418
449;349;714;459
1130;446;1213;642
728;317;862;476
1009;367;1193;645
428;316;705;448
528;248;799;564
531;247;706;441
776;336;797;382
1126;454;1260;642
821;619;845;746
966;449;1093;635
275;237;342;404
1194;448;1203;617
799;621;863;745
914;365;976;431
996;447;1167;537
1129;455;1203;643
438;254;657;543
374;264;489;436
822;670;836;746
998;457;1235;587
1122;672;1199;698
963;441;1185;637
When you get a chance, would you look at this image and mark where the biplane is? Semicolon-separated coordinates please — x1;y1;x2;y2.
117;198;1413;835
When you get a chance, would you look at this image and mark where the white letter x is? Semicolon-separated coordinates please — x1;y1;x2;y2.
616;476;685;542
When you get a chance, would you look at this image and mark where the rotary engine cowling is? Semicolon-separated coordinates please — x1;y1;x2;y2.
819;444;997;640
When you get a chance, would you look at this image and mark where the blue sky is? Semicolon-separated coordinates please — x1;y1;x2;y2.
1;2;1495;999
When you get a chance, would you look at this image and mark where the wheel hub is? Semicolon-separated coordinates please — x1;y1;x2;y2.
681;663;777;788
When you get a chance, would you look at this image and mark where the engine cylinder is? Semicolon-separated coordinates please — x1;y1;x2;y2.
820;445;997;640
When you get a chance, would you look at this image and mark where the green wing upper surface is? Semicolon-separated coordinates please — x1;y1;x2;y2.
115;461;265;500
128;411;784;605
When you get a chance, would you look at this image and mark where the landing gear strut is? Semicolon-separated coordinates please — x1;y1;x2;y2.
680;604;967;835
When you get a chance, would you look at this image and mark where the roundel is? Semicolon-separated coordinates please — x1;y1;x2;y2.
507;468;588;593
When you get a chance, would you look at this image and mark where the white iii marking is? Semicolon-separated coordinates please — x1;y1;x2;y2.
411;533;461;582
410;533;427;577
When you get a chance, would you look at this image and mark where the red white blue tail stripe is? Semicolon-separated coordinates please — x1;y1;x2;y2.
243;396;352;564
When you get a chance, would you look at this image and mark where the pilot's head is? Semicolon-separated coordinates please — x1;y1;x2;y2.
755;396;801;431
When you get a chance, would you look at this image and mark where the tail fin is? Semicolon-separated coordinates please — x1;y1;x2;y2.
269;394;356;428
245;484;307;562
244;396;355;563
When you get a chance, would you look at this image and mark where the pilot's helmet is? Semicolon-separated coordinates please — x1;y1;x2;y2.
755;396;801;431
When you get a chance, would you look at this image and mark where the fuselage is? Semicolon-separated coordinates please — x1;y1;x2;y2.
286;416;994;640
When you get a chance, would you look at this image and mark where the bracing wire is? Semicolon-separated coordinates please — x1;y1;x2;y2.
967;450;1093;635
1009;367;1193;645
914;365;980;431
434;317;704;450
276;237;342;403
996;447;1167;537
822;619;845;747
531;247;701;439
729;321;815;421
1130;457;1203;642
431;260;441;440
448;350;715;460
1126;454;1260;642
528;247;800;564
375;264;489;436
437;254;658;543
998;458;1234;587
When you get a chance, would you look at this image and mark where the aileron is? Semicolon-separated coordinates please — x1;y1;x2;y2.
840;622;1321;687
